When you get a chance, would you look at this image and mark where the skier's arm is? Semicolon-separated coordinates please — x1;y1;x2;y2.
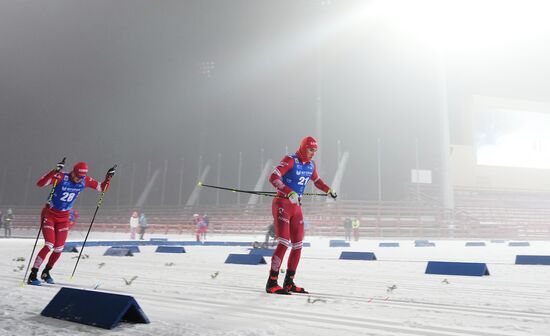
311;165;331;193
36;159;65;187
311;165;337;199
86;166;115;192
36;170;62;187
269;156;295;195
85;176;111;192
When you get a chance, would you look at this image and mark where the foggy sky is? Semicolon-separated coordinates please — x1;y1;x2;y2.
1;0;550;207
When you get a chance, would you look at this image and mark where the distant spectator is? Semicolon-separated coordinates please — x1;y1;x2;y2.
352;218;361;241
129;211;139;240
343;218;352;241
303;217;310;235
202;214;209;241
138;213;148;240
68;209;79;230
193;214;204;242
264;222;276;247
4;208;14;238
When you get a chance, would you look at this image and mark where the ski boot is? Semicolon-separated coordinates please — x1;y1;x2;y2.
283;270;308;293
265;270;290;295
27;267;42;286
40;266;55;284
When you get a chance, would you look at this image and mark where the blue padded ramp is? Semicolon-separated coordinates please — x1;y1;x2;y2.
41;287;149;329
339;251;377;260
509;242;530;247
379;242;399;247
329;240;350;247
465;242;486;247
249;249;274;257
515;255;550;265
225;254;266;265
155;246;186;253
116;246;140;253
104;248;133;256
425;261;490;276
62;245;79;253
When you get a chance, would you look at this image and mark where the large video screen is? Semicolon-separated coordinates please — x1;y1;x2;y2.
475;108;550;169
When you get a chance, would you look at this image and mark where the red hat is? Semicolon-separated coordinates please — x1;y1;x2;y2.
72;162;89;177
297;136;318;162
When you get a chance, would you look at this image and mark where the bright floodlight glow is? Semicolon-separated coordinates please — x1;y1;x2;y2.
364;0;550;51
474;97;550;169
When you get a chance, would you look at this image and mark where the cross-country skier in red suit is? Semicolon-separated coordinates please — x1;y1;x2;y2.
266;136;337;294
27;160;115;285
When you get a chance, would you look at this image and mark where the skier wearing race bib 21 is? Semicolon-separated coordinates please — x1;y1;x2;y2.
266;136;337;294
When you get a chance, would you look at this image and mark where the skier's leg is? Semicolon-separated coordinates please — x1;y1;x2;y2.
29;214;55;284
42;222;69;283
266;198;291;294
284;207;308;293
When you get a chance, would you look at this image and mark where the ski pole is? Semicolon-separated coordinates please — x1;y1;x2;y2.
70;165;116;280
198;182;328;197
21;157;66;287
198;182;281;198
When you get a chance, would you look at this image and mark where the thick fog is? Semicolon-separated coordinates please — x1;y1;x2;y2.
1;0;549;207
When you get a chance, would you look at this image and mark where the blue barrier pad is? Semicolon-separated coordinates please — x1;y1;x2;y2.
68;240;306;248
62;245;79;253
225;254;266;265
155;246;186;253
465;242;486;247
150;238;168;241
329;240;350;247
509;242;530;247
425;261;490;276
379;242;399;247
515;255;550;265
249;249;275;257
339;251;377;260
104;248;133;256
116;246;140;253
41;287;149;329
415;241;435;247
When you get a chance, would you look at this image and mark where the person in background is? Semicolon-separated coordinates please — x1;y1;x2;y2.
265;136;337;294
193;214;204;242
303;217;310;236
343;218;352;241
264;221;276;247
201;214;209;241
129;211;139;240
352;217;361;241
68;209;79;230
138;212;148;240
4;208;14;238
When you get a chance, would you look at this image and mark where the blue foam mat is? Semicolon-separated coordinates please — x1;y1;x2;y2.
65;240;310;247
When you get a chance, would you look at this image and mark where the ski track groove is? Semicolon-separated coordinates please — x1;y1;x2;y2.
7;271;549;325
18;280;542;336
62;268;550;321
5;245;550;336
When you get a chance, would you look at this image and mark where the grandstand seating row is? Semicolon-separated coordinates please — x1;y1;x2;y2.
4;198;550;239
